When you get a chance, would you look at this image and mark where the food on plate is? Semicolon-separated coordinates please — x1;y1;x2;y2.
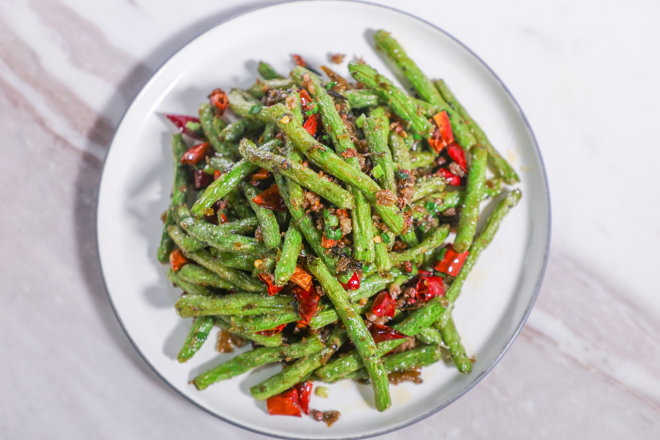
157;29;520;423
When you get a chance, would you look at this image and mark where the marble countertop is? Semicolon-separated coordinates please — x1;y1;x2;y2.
2;0;659;438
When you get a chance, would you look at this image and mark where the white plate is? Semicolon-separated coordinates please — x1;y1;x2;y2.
97;2;550;438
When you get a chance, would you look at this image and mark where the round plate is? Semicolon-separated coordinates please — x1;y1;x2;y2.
97;1;550;439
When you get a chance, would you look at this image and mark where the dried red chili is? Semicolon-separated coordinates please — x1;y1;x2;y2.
258;273;284;296
192;169;213;189
219;212;228;224
447;143;467;172
213;169;222;180
290;267;313;291
296;382;313;415
371;291;396;318
415;276;446;302
209;88;229;115
433;245;469;276
251;184;287;212
368;323;407;343
321;236;337;249
169;249;188;272
340;272;360;291
266;388;302;417
303;113;320;136
432;110;454;144
256;323;287;336
293;286;321;324
299;89;314;113
163;113;204;140
292;54;308;67
437;168;461;186
180;142;211;165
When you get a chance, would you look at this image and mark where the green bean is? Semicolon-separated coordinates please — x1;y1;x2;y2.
362;107;396;193
258;61;284;80
372;30;476;150
192;334;325;390
218;118;263;144
166;268;215;297
348;62;432;138
238;139;355;210
411;177;447;202
250;328;346;400
308;258;391;411
353;190;376;262
175;293;295;318
198;103;227;154
169;227;265;293
389;132;412;172
212;116;228;137
374;242;392;274
177;264;235;291
179;214;268;257
157;133;189;262
191;139;281;216
247;78;294;98
454;145;487;253
434;79;519;183
410;150;436;169
215;316;283;347
342;345;444;382
229;312;299;333
415;327;444;345
208;155;234;173
264;103;404;234
274;222;303;286
177;316;214;362
261;123;277;143
389;225;449;266
345;90;438;117
437;318;471;373
251;255;276;278
241;181;282;250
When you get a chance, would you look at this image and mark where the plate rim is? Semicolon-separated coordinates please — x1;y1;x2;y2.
95;1;552;438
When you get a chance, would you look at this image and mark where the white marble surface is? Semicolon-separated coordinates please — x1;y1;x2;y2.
2;0;659;438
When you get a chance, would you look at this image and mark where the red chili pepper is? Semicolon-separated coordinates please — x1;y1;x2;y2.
447;143;467;172
321;236;337;249
250;168;270;181
169;249;188;272
292;54;307;67
290;267;313;291
209;88;229;115
433;245;469;276
303;113;320;136
213;169;222;180
266;388;302;417
258;273;284;296
180;142;210;165
252;184;287;212
437;168;461;186
293;286;320;324
296;382;313;415
368;323;407;343
163;113;204;140
415;276;446;303
299;89;314;113
371;291;396;318
417;269;434;277
432;111;454;144
428;129;445;154
340;272;360;291
256;323;287;336
219;212;228;224
192;169;213;189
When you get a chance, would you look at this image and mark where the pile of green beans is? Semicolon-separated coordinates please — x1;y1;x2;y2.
157;29;521;418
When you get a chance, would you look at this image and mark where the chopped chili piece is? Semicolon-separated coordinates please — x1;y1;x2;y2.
437;168;461;186
340;272;360;291
192;169;213;189
428;129;445;153
180;142;210;165
266;388;302;417
433;245;469;276
432;110;454;144
371;291;396;318
213;169;222;180
368;322;407;343
290;266;313;291
300;89;314;113
303;113;320;136
415;276;446;302
163;113;204;140
169;249;188;272
219;212;228;224
417;269;434;277
447;143;467;172
258;273;284;296
252;184;287;212
250;168;270;181
209;88;229;115
321;236;337;248
292;54;307;67
296;382;313;415
256;323;287;336
293;286;321;324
